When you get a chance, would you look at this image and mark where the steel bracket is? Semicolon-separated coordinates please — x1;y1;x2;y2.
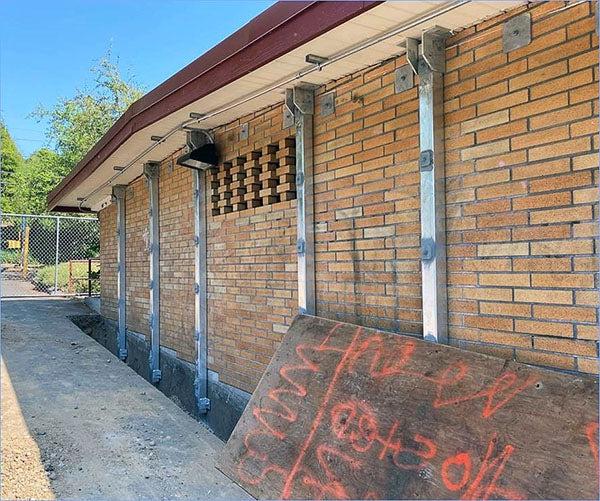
194;283;200;294
143;161;160;179
405;37;420;74
239;122;249;140
421;237;436;262
151;369;162;383
503;13;531;53
111;184;127;202
320;92;335;117
198;397;210;412
293;86;314;116
395;66;414;93
419;149;434;172
297;238;306;254
422;26;451;73
283;88;295;128
118;348;128;360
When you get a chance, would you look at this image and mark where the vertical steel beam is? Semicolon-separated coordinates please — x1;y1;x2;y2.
193;169;210;414
293;86;316;315
418;27;450;344
112;185;128;360
144;162;161;382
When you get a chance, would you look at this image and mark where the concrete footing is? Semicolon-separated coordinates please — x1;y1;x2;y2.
69;314;250;441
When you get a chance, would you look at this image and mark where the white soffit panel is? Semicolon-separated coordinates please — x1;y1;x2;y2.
65;1;523;210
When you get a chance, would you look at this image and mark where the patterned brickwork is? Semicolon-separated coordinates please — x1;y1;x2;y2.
205;105;298;392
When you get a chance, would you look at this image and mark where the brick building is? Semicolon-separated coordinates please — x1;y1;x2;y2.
49;1;599;438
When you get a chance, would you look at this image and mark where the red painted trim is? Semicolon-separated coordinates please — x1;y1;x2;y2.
48;1;380;209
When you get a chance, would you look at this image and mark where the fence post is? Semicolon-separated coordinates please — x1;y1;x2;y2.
20;215;26;268
88;258;92;297
54;218;60;295
22;226;30;279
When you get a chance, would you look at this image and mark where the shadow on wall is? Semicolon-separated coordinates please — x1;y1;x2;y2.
69;314;250;441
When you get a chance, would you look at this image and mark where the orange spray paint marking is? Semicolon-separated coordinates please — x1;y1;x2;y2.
585;421;599;473
461;434;524;501
433;363;539;418
442;452;472;492
281;326;363;499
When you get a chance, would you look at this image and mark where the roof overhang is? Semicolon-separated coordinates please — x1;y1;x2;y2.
48;0;522;212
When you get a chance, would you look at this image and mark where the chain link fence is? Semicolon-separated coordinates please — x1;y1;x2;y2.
0;213;100;297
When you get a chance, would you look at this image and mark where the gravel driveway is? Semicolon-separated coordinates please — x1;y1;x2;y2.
0;298;250;500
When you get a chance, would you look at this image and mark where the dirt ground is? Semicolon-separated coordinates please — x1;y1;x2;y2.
0;298;250;500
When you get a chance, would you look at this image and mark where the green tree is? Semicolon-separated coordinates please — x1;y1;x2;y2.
8;149;64;214
0;123;25;212
33;53;144;175
3;52;144;215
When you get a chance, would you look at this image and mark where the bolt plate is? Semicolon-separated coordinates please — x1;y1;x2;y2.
320;92;335;117
395;66;414;93
503;13;531;53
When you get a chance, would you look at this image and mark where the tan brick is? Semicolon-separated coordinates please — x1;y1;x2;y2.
479;273;530;287
577;357;599;374
515;349;575;370
533;304;597;323
513;257;571;272
461;139;510;161
529;171;592;193
531;239;593;255
480;301;531;317
514;288;573;304
578;325;599;341
530;68;594;99
512;192;571;210
511;125;570;150
511;93;569;120
530;205;592;224
478;242;529;257
461;109;509;134
531;273;594;289
515;319;574;337
529;137;590;162
534;337;597;357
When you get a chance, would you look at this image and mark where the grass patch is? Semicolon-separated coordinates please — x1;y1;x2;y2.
35;261;100;294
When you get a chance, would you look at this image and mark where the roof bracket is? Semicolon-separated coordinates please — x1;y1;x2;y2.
421;26;451;73
404;37;419;74
283;88;295;129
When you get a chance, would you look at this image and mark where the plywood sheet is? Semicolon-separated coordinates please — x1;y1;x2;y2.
218;315;599;500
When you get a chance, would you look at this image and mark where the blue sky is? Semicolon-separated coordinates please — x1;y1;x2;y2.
0;0;273;157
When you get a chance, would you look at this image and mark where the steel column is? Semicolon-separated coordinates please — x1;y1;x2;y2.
193;169;210;413
293;86;316;315
418;27;449;344
112;185;128;360
144;162;162;382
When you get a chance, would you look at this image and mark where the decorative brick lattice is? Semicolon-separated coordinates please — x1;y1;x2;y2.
211;137;296;215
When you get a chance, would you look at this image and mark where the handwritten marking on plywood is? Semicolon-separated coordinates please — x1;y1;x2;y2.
218;315;599;500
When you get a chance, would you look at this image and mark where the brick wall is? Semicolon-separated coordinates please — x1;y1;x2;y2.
99;203;117;320
158;158;196;363
313;55;422;335
207;106;298;392
444;1;599;374
125;176;150;336
98;1;599;393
